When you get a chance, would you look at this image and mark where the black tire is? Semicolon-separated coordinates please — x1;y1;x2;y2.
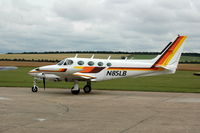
32;86;38;92
83;85;92;93
71;87;80;95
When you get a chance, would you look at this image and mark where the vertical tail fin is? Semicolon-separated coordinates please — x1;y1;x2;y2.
152;35;187;72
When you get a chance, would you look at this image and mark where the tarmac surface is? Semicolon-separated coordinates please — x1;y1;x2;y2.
0;87;200;133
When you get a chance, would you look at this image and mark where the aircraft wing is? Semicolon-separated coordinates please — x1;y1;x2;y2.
73;72;96;80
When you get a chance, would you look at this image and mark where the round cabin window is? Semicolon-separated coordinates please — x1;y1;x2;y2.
107;62;112;67
88;61;94;66
78;61;84;65
98;62;103;66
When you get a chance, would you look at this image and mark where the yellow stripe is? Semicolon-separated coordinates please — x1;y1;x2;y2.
74;66;84;69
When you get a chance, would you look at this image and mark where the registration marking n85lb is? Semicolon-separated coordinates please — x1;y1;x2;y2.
106;71;127;76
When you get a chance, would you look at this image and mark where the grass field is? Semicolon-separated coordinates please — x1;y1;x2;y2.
0;67;199;93
128;54;200;62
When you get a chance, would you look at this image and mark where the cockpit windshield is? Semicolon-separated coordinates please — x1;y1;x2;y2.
57;59;74;66
57;60;65;65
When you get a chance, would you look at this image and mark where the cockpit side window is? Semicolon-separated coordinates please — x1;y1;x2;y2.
65;60;73;65
35;68;40;71
68;60;74;65
57;59;74;66
62;59;74;65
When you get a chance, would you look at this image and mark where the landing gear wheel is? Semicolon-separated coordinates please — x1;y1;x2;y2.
83;85;91;93
32;85;38;92
71;87;80;95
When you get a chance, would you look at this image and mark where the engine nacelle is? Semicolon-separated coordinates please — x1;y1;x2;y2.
35;73;61;82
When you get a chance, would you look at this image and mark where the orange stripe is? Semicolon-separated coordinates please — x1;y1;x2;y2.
107;67;164;71
79;67;105;73
80;67;95;73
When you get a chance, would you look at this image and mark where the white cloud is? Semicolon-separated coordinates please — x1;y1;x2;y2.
0;0;199;53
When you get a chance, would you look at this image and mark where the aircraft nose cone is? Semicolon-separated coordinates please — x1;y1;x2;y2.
28;68;40;77
28;69;35;76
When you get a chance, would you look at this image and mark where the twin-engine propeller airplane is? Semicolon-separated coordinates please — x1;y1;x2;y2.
28;35;187;94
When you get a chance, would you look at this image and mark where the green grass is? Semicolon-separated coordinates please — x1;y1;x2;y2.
180;56;200;62
0;67;199;93
128;54;156;59
128;54;200;62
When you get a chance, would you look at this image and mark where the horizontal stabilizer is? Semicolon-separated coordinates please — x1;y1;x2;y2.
154;65;170;70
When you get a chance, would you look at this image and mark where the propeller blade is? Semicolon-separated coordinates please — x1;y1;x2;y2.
43;77;46;90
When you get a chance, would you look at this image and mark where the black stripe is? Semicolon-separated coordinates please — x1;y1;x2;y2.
160;42;172;54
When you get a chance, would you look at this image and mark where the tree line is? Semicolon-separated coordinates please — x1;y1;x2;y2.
7;51;200;56
0;58;200;64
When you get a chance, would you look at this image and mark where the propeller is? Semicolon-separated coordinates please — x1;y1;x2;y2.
42;73;46;90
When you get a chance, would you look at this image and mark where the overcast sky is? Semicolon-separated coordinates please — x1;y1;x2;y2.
0;0;199;53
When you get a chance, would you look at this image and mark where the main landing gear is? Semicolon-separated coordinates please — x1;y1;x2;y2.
83;81;92;93
71;80;92;95
31;79;92;95
71;80;80;94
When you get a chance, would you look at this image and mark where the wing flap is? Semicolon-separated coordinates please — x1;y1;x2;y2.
73;72;96;80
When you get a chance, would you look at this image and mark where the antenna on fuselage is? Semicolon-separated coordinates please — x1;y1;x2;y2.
91;54;94;59
107;56;111;60
75;54;78;58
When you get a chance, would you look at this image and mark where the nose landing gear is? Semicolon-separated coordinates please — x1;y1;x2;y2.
32;85;38;92
32;79;39;92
